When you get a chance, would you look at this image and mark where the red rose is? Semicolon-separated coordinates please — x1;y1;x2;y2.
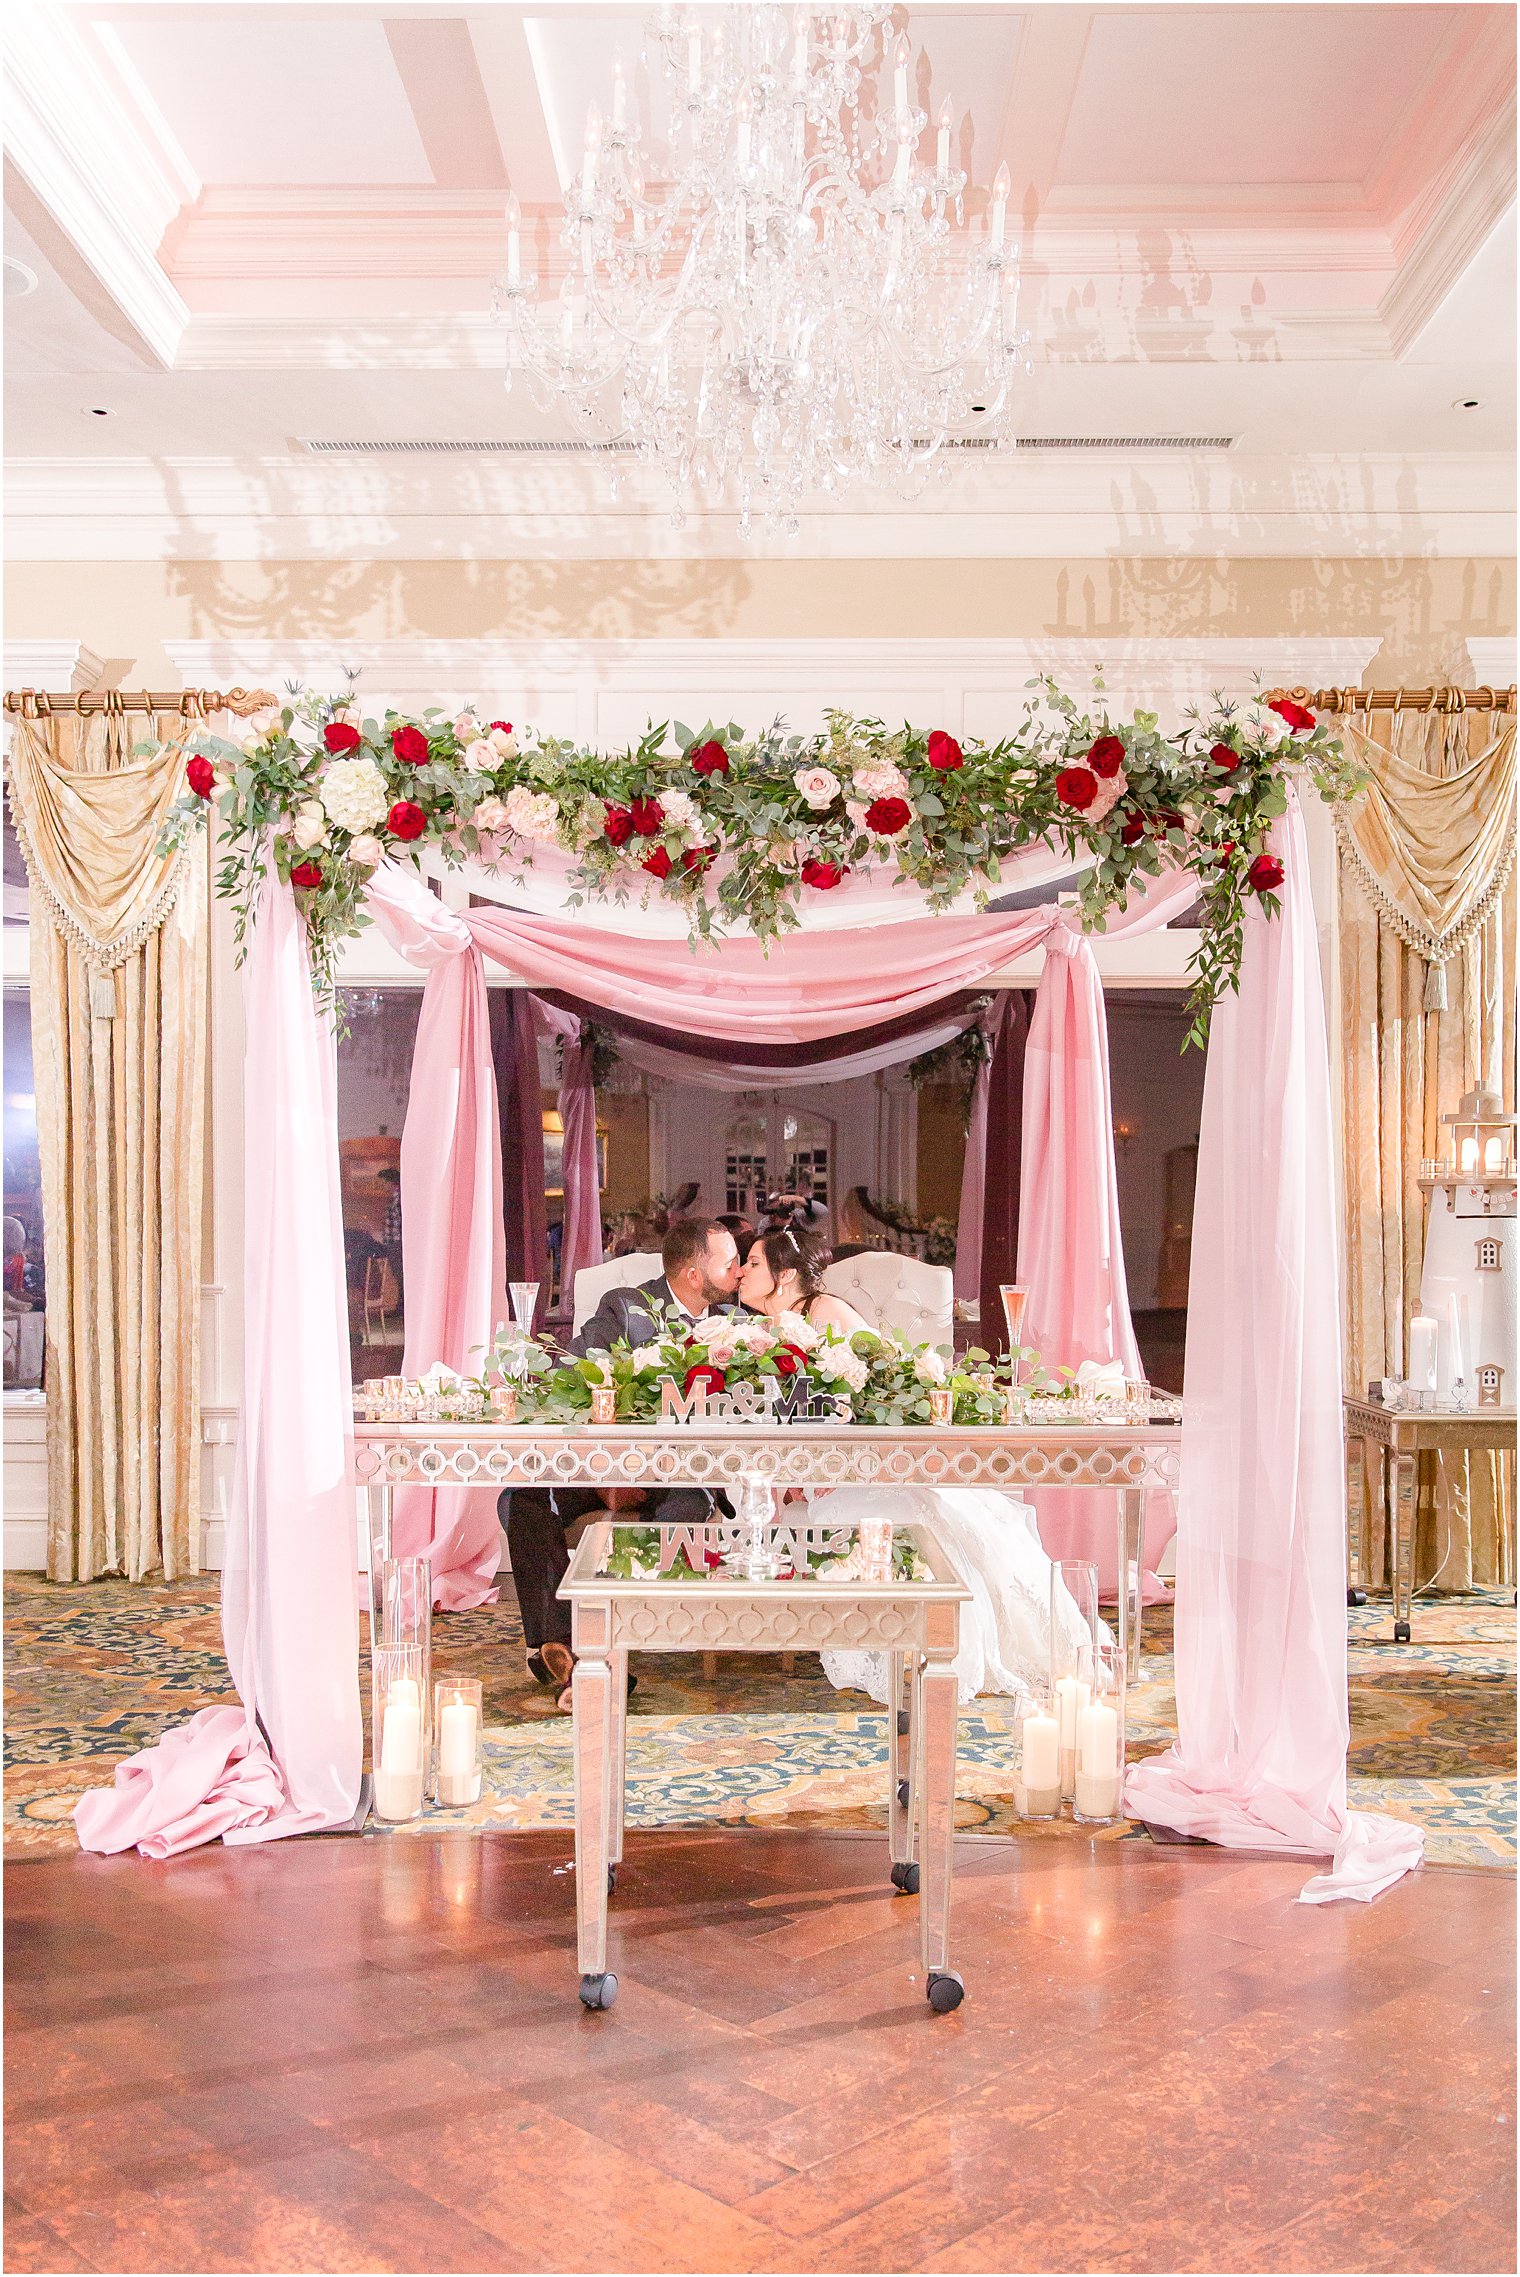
391;725;429;766
926;730;963;772
1268;698;1315;734
801;857;844;890
683;1363;727;1396
489;720;512;733
1209;741;1240;771
771;1344;808;1377
1056;766;1098;812
1216;841;1237;863
1247;853;1285;893
864;796;911;835
289;861;323;889
642;846;673;879
631;796;664;836
387;800;426;842
603;806;635;847
1119;814;1146;847
185;755;216;800
690;739;729;776
681;845;716;873
1088;734;1125;778
323;721;362;754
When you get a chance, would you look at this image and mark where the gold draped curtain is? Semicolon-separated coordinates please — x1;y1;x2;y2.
1339;704;1517;1589
7;709;209;1582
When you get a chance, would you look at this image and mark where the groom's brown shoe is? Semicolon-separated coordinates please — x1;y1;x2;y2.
539;1640;576;1711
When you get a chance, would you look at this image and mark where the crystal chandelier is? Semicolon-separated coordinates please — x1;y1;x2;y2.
493;6;1026;534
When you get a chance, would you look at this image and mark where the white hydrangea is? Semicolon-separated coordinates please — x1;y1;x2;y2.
319;756;389;835
463;738;498;772
913;1348;948;1385
503;785;561;844
794;765;842;810
818;1343;868;1393
292;800;327;851
777;1309;819;1349
660;788;702;838
348;834;384;869
473;796;509;834
852;761;910;800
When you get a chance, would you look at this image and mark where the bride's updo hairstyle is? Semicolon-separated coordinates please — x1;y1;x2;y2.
752;1225;831;1304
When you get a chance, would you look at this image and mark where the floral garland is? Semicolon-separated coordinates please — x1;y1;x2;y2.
159;681;1355;1043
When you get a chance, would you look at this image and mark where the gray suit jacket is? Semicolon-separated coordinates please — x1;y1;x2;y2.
572;1276;736;1359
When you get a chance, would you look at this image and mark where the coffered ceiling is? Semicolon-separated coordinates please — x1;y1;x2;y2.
3;1;1515;560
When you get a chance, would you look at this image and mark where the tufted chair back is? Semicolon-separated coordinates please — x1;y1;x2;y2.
820;1250;954;1350
571;1252;664;1335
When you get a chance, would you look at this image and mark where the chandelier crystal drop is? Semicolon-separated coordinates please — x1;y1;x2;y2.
493;6;1028;534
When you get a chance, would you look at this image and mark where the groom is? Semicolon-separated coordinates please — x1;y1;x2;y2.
500;1217;742;1706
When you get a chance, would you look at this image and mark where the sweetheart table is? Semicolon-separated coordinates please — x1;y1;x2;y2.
352;1414;1182;2007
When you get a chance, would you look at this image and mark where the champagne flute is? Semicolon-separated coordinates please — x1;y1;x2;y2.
508;1281;540;1335
999;1284;1029;1377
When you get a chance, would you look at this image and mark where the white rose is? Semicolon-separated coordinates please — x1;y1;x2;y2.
777;1309;819;1350
490;727;516;757
463;739;497;773
473;796;509;834
292;801;326;851
630;1344;664;1373
1243;706;1288;750
319;755;389;835
913;1348;948;1386
794;765;841;810
705;1338;737;1370
452;713;478;742
348;834;384;869
503;786;561;845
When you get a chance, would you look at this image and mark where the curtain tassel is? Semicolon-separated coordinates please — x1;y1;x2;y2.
89;970;118;1021
1422;958;1448;1013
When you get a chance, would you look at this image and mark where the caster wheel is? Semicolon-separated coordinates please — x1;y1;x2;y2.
607;1864;617;1896
896;1709;911;1737
1394;1621;1411;1644
578;1972;618;2011
1347;1587;1367;1608
890;1862;920;1896
897;1779;910;1810
926;1969;964;2014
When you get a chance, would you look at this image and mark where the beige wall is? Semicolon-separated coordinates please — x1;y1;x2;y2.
6;556;1514;689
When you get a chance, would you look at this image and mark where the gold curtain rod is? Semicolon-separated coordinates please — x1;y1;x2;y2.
3;687;276;718
1264;684;1516;715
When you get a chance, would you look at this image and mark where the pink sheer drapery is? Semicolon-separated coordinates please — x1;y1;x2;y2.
1125;800;1424;1902
1016;932;1174;1590
393;937;508;1611
535;999;604;1298
77;872;362;1855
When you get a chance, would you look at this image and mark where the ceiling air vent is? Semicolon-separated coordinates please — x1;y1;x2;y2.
297;433;1235;458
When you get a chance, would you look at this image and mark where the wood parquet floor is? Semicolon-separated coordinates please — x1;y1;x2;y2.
4;1829;1514;2276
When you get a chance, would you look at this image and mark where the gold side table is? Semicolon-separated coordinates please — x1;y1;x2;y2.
559;1514;972;2015
1344;1398;1517;1642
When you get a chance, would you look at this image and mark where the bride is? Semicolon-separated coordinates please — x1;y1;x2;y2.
735;1228;1091;1706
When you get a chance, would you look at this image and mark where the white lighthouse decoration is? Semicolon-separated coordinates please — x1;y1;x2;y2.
1417;1087;1517;1410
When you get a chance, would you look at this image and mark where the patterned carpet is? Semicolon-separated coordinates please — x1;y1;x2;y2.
5;1574;1513;1868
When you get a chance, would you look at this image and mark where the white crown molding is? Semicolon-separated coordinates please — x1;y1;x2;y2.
1466;638;1517;687
1380;96;1518;356
2;4;189;369
3;640;104;693
7;453;1512;563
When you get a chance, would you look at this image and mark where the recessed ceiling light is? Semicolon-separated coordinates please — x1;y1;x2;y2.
1453;397;1482;410
3;257;38;300
85;406;113;419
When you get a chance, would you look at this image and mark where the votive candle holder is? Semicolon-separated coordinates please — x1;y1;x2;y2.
433;1674;484;1808
489;1381;518;1423
589;1382;617;1425
1001;1382;1030;1428
927;1385;954;1425
1013;1685;1062;1820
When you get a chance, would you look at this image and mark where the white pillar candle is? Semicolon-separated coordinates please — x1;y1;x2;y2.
1407;1314;1438;1393
437;1699;481;1807
380;1696;421;1776
1055;1672;1090;1796
1075;1697;1122;1819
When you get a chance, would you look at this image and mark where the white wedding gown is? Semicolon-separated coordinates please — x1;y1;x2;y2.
809;1484;1092;1707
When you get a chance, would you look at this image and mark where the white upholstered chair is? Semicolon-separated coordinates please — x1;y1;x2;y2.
571;1251;664;1337
821;1250;954;1349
